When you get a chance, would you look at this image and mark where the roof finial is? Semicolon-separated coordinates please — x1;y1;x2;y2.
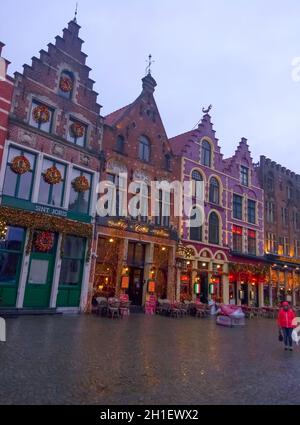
74;2;78;22
202;104;212;114
145;54;154;76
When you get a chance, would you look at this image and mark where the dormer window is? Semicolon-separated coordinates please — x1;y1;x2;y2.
58;70;74;100
201;140;212;167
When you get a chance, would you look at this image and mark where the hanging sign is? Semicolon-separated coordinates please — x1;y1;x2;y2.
121;275;129;289
148;280;156;293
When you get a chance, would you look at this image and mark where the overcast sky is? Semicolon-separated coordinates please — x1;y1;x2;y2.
1;0;300;171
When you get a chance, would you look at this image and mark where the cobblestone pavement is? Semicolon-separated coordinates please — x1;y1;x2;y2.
1;314;300;405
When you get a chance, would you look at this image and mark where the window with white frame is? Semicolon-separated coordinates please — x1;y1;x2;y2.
69;168;93;215
3;146;37;201
38;158;66;207
29;100;54;133
67;117;88;147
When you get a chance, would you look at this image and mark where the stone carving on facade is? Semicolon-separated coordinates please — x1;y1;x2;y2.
106;159;127;174
52;143;65;157
80;154;90;167
18;129;36;147
133;169;151;183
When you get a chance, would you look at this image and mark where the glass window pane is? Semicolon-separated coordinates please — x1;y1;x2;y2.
69;169;92;214
63;236;85;258
3;167;18;196
59;259;81;286
0;227;25;251
28;259;49;284
0;252;21;284
18;172;33;200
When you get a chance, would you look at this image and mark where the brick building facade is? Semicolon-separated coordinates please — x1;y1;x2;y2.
0;43;14;164
90;72;179;306
0;19;102;311
257;156;300;306
171;111;266;306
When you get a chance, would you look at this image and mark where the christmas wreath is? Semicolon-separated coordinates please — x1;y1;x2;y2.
72;175;90;193
70;122;85;138
43;166;62;185
11;155;31;175
59;76;73;93
34;231;54;252
33;105;50;124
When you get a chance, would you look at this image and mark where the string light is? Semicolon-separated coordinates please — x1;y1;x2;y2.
0;220;7;241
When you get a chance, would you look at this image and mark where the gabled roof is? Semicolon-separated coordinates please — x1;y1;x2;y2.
169;130;197;155
104;104;132;127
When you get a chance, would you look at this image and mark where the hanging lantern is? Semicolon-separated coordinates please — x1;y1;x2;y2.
209;284;215;295
194;282;201;295
0;220;7;241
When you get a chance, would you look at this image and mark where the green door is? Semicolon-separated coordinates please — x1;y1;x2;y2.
23;252;55;308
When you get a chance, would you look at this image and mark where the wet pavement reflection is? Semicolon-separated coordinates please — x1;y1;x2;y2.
0;314;299;405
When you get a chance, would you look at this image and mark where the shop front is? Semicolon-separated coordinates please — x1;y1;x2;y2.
92;217;178;306
0;206;92;311
228;259;268;307
265;255;300;306
175;243;229;304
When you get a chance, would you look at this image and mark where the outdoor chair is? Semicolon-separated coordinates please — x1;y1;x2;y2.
119;301;131;317
170;303;181;318
96;297;108;316
107;299;120;319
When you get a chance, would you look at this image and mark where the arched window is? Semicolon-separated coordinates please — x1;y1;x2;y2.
58;70;75;100
116;135;125;153
202;140;212;167
191;170;203;198
138;135;150;162
189;206;202;241
209;212;220;245
209;177;220;204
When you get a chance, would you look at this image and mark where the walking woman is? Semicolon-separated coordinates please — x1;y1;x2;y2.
278;301;296;351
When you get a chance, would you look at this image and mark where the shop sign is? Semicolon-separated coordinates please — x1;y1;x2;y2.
2;195;91;223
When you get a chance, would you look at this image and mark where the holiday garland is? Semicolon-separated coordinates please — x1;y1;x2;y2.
33;105;50;124
59;76;73;93
10;155;31;175
43;166;62;185
34;231;54;252
0;220;7;241
229;262;269;275
72;175;90;193
0;206;93;262
70;122;85;138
